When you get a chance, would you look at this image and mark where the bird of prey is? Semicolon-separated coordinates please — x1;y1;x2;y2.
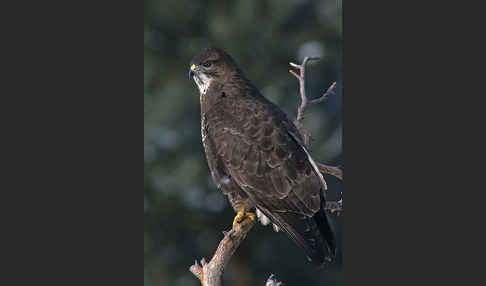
189;48;336;265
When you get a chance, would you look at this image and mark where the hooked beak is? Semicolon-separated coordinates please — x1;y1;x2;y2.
188;64;196;79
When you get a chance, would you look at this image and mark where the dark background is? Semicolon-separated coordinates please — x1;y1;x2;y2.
144;0;343;285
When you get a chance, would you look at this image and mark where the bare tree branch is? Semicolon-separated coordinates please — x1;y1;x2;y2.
266;274;283;286
325;198;343;214
289;57;337;147
189;218;256;286
289;58;342;182
317;162;343;181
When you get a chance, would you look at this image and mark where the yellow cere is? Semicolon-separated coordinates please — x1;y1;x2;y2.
191;64;196;71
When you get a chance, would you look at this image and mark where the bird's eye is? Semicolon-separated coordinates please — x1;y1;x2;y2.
202;61;212;68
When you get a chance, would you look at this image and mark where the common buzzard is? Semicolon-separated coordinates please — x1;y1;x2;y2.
189;48;336;265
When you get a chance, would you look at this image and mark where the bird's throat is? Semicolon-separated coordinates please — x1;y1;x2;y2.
194;73;213;97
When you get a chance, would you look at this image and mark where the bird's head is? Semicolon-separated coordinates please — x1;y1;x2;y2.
189;48;242;94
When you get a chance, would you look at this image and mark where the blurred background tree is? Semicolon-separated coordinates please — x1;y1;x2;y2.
144;0;342;285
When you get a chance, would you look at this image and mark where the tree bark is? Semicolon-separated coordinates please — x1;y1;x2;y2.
189;217;255;286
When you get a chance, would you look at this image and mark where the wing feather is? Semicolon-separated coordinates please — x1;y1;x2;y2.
206;100;322;217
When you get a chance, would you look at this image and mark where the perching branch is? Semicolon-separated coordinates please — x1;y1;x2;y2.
189;217;256;286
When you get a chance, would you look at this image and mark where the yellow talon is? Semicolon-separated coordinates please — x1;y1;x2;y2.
232;209;244;227
232;208;256;227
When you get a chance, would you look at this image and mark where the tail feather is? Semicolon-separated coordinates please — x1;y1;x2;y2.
296;204;336;265
260;205;336;266
313;202;337;260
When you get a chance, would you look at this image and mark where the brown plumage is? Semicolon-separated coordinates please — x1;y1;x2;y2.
189;48;336;265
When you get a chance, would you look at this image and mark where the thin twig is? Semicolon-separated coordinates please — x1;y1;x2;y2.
289;58;342;182
266;274;283;286
317;162;343;181
324;199;343;214
310;81;337;104
289;58;337;147
289;57;321;123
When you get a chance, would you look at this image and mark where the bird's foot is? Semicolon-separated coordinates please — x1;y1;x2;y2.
232;208;256;228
